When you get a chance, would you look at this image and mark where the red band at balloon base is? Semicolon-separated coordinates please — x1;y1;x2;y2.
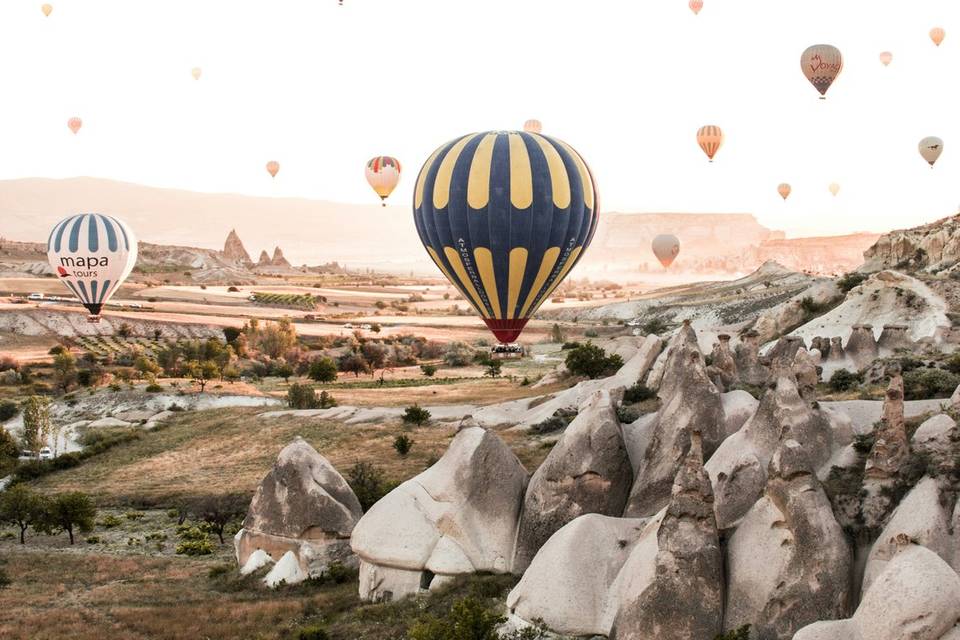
483;318;529;344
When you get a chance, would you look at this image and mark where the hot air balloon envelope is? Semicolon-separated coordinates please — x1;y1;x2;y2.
413;131;599;343
47;214;138;319
523;119;542;134
829;183;840;196
266;161;280;178
697;125;723;161
365;156;402;205
778;183;792;200
879;51;893;66
919;136;944;167
67;117;82;134
689;0;703;15
652;234;680;268
801;44;843;97
192;67;202;80
931;27;946;46
41;4;52;16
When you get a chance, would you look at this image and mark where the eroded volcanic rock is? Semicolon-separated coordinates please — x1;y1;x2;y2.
223;228;253;265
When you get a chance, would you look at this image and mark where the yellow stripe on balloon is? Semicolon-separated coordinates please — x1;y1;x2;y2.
444;246;490;318
519;247;560;318
467;133;497;210
433;134;479;210
509;134;533;209
507;247;528;320
555;140;594;210
415;146;446;210
425;246;458;293
531;135;570;209
537;246;583;306
473;247;501;319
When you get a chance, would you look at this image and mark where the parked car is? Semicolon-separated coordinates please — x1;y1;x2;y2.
342;323;354;329
129;302;142;309
27;293;45;300
360;324;372;330
39;447;53;460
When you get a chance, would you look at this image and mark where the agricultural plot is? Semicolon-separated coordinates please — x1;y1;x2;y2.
250;291;318;310
75;335;174;358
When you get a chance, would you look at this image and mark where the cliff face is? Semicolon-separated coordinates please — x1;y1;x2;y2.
861;214;960;272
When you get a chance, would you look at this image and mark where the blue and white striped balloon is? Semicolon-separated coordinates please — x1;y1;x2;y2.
46;214;138;318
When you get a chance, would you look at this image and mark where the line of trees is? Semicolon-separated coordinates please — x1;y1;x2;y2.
0;485;96;545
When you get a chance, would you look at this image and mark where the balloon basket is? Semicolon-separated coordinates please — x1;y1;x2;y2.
87;316;101;324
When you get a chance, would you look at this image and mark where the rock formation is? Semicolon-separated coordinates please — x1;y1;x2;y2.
350;422;528;601
646;320;700;393
811;336;830;360
624;337;724;518
861;374;910;530
707;372;832;529
767;335;805;364
512;390;633;572
877;324;913;354
861;212;960;272
271;246;291;268
223;228;253;265
828;336;845;362
234;437;362;583
734;330;770;386
724;440;852;639
793;544;960;640
911;414;959;476
708;334;738;390
610;433;723;640
792;348;820;398
845;324;879;370
507;515;650;637
256;250;271;267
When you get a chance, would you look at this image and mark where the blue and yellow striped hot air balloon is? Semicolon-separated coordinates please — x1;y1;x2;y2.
46;214;138;320
413;131;599;344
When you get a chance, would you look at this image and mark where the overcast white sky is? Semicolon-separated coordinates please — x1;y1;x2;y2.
0;0;958;237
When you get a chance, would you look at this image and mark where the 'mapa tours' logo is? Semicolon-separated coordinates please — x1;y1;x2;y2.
59;255;108;278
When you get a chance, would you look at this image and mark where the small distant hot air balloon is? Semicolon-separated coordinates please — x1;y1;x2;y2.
41;4;52;16
191;67;202;80
67;117;82;135
652;234;681;268
801;44;843;99
523;119;542;134
413;131;599;344
829;183;840;197
919;136;944;167
931;27;946;47
689;0;703;15
365;156;401;206
879;51;893;66
266;161;280;178
47;214;138;322
777;183;792;201
696;125;723;162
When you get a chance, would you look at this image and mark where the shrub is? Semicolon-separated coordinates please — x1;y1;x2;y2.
641;317;671;335
420;364;438;378
408;596;505;640
0;401;17;422
443;342;474;367
308;357;338;383
828;369;863;392
295;627;330;640
85;536;101;544
175;526;214;555
0;428;18;459
145;383;163;392
346;461;394;512
323;561;353;584
483;360;502;378
125;511;145;520
799;296;831;315
528;409;577;435
0;568;9;590
49;345;66;356
837;272;867;293
561;341;581;350
564;343;624;379
944;353;960;375
288;383;320;409
402;404;431;426
393;434;414;457
623;383;656;403
617;406;640;423
99;514;123;528
584;329;599;338
715;626;751;640
903;368;960;400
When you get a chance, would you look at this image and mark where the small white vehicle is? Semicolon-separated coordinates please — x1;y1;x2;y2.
27;293;45;301
129;302;142;309
39;446;54;460
360;323;372;330
343;323;354;329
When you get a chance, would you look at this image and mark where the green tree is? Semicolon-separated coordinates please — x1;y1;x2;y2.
21;396;52;457
484;359;502;378
116;323;133;338
273;360;294;381
346;461;393;512
186;360;220;392
0;400;18;422
564;343;624;379
828;369;863;392
41;492;97;545
52;351;77;390
134;355;161;380
339;353;371;377
222;364;241;382
0;427;18;460
188;494;247;544
402;404;431;427
287;383;320;409
443;342;474;367
308;357;338;383
0;485;44;544
550;323;565;344
420;364;438;378
393;434;414;457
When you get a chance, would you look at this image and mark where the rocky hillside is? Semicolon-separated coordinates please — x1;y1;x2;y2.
862;213;960;273
0;308;223;339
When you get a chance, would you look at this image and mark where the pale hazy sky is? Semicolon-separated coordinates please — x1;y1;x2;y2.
1;0;959;238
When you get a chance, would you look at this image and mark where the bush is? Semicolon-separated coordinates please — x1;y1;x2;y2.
145;384;163;392
584;329;599;338
175;526;214;555
641;317;671;335
837;272;867;293
323;561;353;584
799;296;831;315
0;401;17;422
393;434;414;457
0;568;9;590
617;406;640;423
288;383;320;409
295;627;330;640
308;357;338;383
346;461;394;512
85;536;101;544
98;514;123;528
125;511;145;520
715;626;751;640
623;383;656;403
560;341;581;350
408;596;504;640
402;404;431;426
828;369;863;392
443;342;474;367
903;368;960;400
420;364;438;377
564;343;624;379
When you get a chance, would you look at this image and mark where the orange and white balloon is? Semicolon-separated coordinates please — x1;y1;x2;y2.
829;183;840;197
696;125;723;162
67;117;82;135
523;119;542;134
919;136;944;167
879;51;893;66
801;44;843;99
930;27;946;47
365;156;401;206
266;160;280;178
777;183;792;201
41;4;52;16
191;67;202;80
689;0;703;15
652;234;681;268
